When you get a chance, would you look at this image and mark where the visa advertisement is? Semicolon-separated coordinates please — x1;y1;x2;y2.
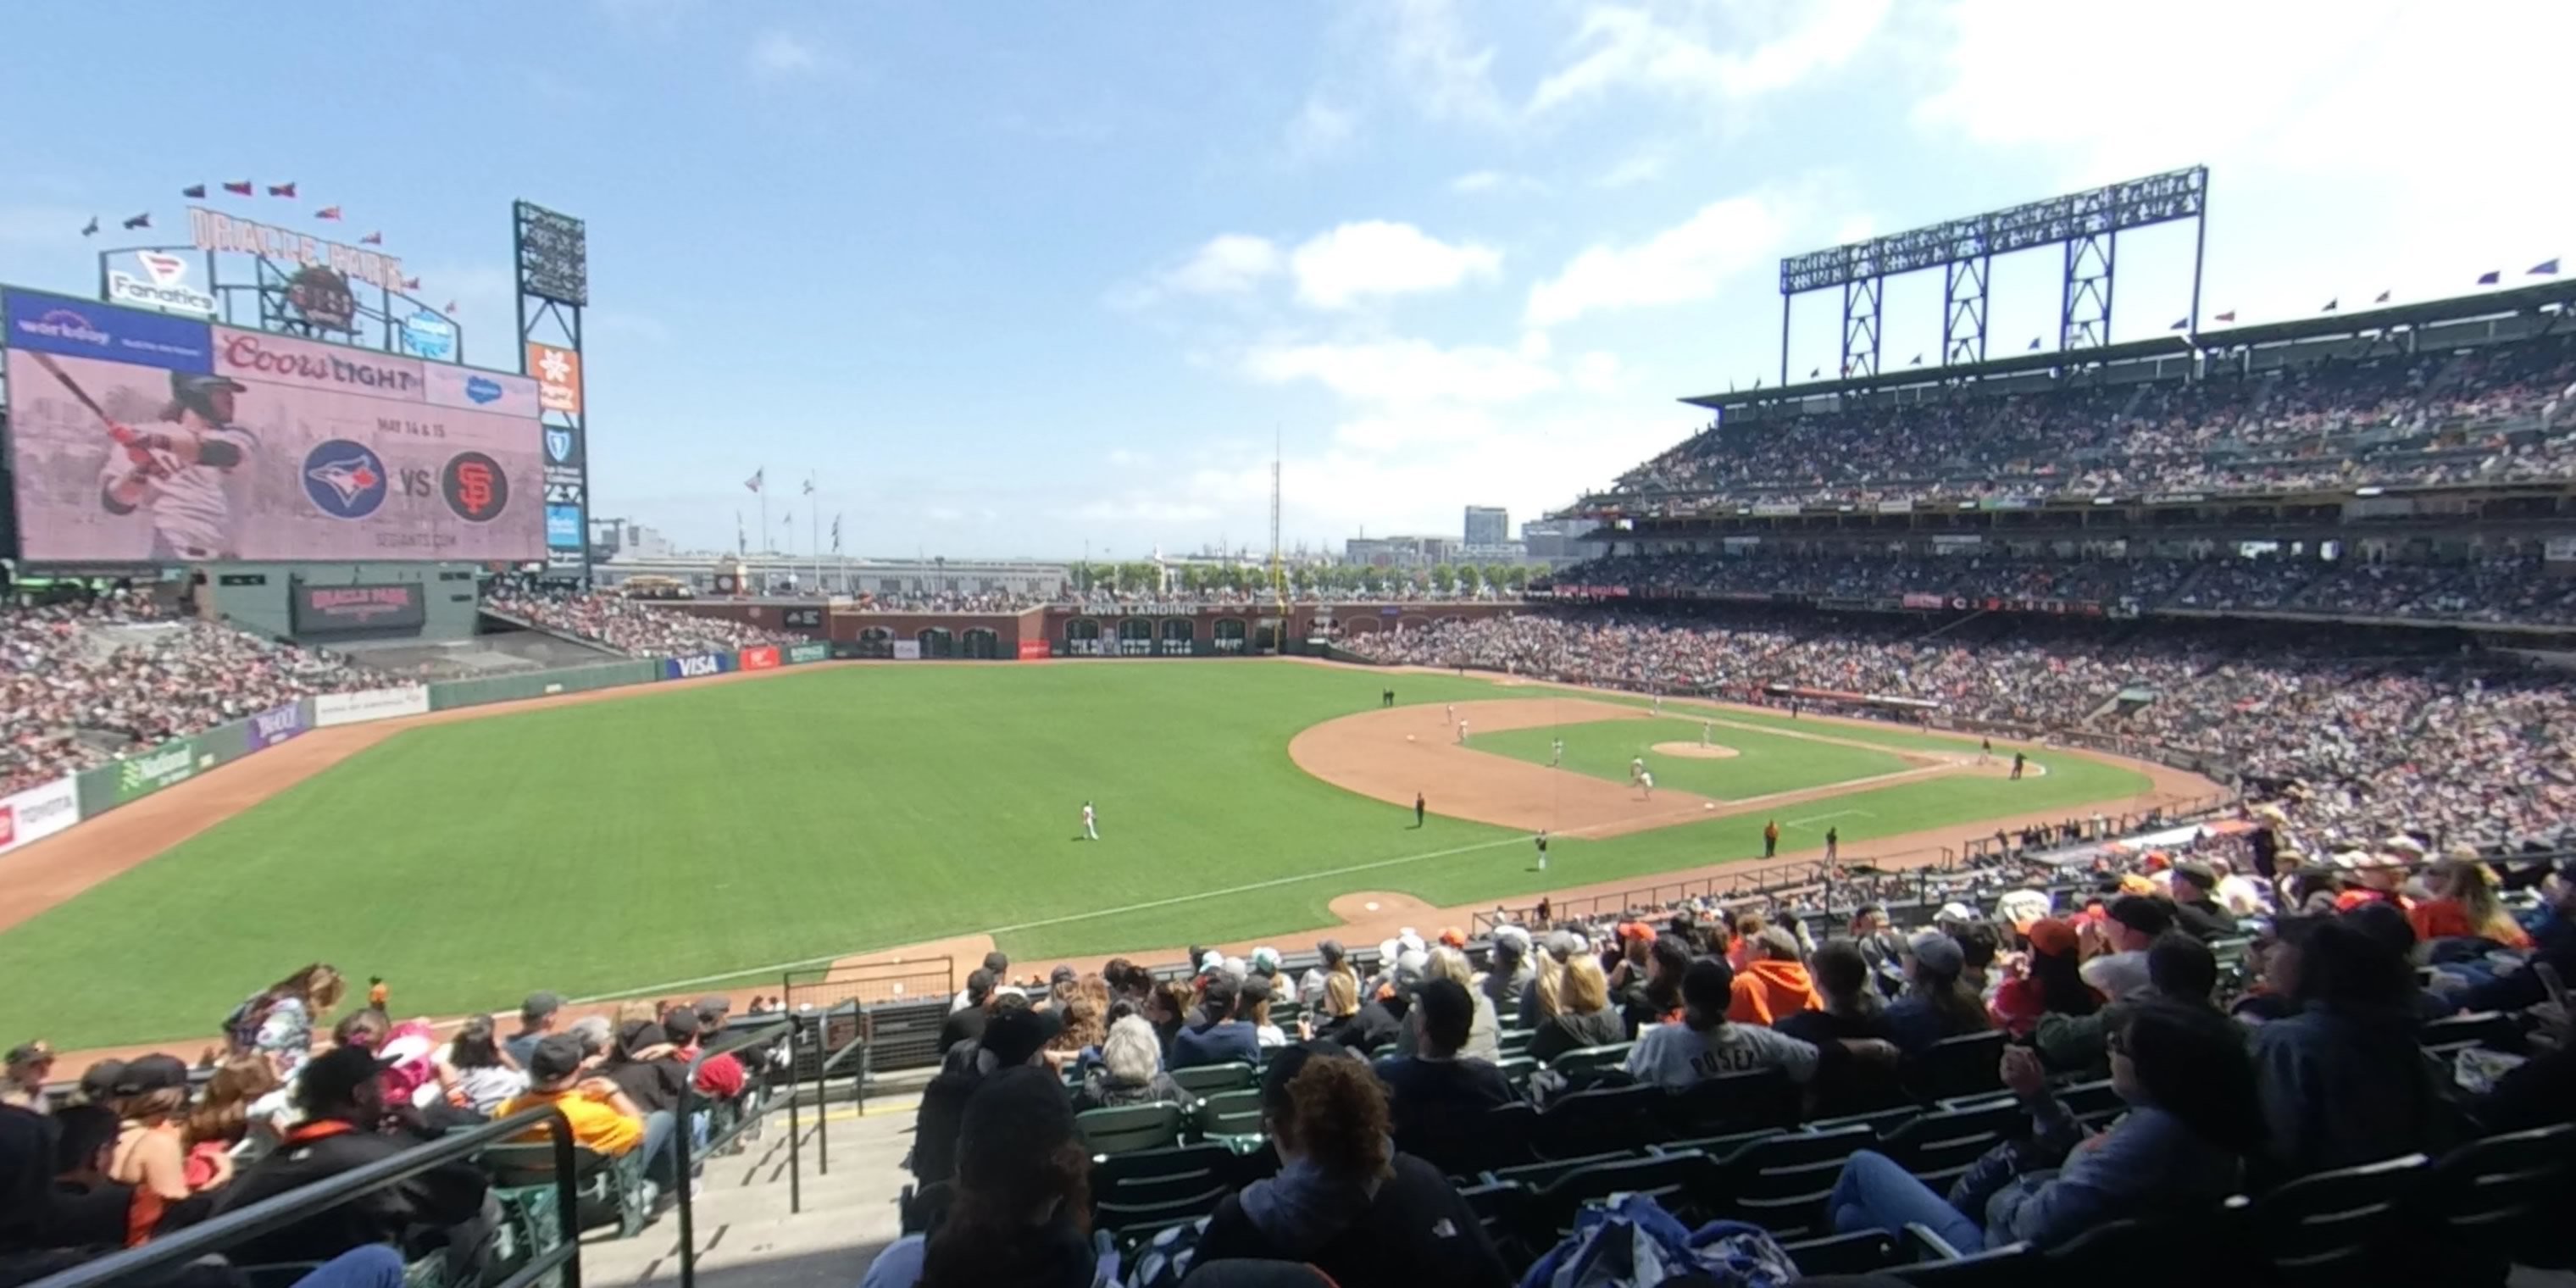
3;287;544;563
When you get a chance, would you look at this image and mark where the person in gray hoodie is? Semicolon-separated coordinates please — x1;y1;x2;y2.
2251;915;2454;1182
1826;1002;2262;1252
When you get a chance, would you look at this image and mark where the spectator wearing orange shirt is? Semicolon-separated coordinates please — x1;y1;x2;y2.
1728;928;1822;1024
2409;856;2530;949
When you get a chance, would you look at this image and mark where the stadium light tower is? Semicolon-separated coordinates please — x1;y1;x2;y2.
1777;166;2208;386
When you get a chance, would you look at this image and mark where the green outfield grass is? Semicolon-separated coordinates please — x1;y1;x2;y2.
1471;713;1915;799
0;663;2154;1046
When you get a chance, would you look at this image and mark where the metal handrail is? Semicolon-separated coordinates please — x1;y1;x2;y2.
670;1016;797;1288
31;1106;582;1288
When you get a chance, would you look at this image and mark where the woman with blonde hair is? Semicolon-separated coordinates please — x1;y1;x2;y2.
1074;1016;1184;1111
1395;947;1500;1063
227;963;346;1075
1191;1043;1511;1287
181;1057;281;1188
2410;854;2530;948
1529;953;1629;1063
1313;969;1400;1054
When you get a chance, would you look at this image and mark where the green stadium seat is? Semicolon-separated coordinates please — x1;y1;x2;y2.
1700;1124;1876;1242
1169;1062;1256;1096
2246;1152;2429;1286
1877;1102;2026;1190
1544;1041;1632;1077
2427;1123;2576;1272
1533;1082;1663;1159
480;1140;651;1241
1193;1088;1264;1141
1091;1141;1238;1236
1075;1102;1185;1157
1524;1149;1720;1239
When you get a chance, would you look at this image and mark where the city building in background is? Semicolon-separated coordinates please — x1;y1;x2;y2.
1463;505;1508;547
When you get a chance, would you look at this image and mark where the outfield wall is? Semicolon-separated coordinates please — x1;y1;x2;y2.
3;639;839;865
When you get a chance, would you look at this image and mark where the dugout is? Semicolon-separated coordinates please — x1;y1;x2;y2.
200;560;482;643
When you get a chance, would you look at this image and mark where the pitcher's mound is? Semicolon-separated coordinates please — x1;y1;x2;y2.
1652;741;1740;759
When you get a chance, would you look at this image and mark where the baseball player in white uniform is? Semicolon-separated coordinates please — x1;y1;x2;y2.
97;373;255;561
1702;720;1713;747
1455;719;1469;745
1445;702;1456;725
1550;737;1564;767
1081;801;1098;841
1629;756;1646;785
1535;830;1550;872
1637;769;1655;799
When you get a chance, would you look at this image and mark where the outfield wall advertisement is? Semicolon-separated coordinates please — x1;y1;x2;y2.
664;652;735;680
116;737;203;802
315;686;431;727
0;777;80;858
3;287;545;564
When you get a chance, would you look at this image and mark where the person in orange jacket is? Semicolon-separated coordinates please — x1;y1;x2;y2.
1729;926;1823;1024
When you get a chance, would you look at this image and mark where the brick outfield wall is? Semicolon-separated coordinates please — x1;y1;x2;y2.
659;600;1527;652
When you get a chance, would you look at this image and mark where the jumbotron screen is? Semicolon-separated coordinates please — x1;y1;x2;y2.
3;286;544;563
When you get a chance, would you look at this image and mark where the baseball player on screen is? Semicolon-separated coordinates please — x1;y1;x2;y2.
94;372;257;561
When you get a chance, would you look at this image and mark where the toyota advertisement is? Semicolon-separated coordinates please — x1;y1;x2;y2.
4;287;544;564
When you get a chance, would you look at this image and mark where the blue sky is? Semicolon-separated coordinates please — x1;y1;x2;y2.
2;1;2565;560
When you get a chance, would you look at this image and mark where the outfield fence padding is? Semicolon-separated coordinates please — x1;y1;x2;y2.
426;659;662;711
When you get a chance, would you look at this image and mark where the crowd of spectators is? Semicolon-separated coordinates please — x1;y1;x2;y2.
1602;332;2576;511
0;969;773;1285
853;590;1048;613
1;589;380;796
1548;548;2576;625
882;822;2572;1285
481;588;799;658
1343;611;2576;847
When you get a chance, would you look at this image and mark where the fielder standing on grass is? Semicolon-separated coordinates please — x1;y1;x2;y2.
1535;830;1549;872
1081;800;1099;840
1550;737;1564;767
91;370;257;561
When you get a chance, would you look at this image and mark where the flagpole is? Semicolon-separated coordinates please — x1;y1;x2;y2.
809;471;819;597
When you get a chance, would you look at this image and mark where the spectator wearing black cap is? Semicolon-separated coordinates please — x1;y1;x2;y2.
1629;958;1887;1091
951;952;1011;1015
1;1042;52;1113
1194;1041;1511;1288
862;1067;1102;1288
107;1054;198;1216
688;997;747;1104
911;996;1063;1187
2168;863;2240;941
216;1044;491;1271
504;991;564;1069
2080;897;2174;998
1883;931;1992;1056
1300;940;1352;1012
498;1035;661;1180
1170;974;1261;1071
1371;979;1516;1162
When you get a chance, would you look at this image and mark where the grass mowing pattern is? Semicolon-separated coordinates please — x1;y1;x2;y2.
0;663;2151;1046
1470;713;1914;800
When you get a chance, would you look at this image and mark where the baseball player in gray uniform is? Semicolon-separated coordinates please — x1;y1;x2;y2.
97;373;256;561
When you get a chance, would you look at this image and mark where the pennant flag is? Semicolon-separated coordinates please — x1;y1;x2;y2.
2027;337;2041;351
79;215;99;237
121;212;151;230
1908;353;1924;366
831;515;842;552
2215;310;2235;322
181;184;206;199
267;182;297;197
2169;317;2189;330
360;231;383;246
222;180;253;196
745;469;765;494
402;276;421;290
314;206;342;221
2321;297;2339;312
2477;270;2501;286
802;477;815;496
1808;367;1820;379
441;300;457;314
2373;290;2390;303
2532;258;2562;276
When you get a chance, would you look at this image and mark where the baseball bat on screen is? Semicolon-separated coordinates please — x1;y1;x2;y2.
26;351;116;427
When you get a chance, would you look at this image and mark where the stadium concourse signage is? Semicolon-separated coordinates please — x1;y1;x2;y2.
315;686;432;727
116;737;204;803
664;652;735;680
291;584;427;635
0;777;80;857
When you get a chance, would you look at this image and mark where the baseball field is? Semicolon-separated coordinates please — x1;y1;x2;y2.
0;660;2196;1048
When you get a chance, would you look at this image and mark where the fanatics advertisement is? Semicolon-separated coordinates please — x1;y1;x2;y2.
291;583;427;635
2;291;546;563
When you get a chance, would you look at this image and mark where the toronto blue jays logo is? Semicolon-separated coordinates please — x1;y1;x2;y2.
302;439;389;519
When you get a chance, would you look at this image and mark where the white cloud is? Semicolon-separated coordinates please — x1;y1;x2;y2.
1450;169;1546;196
1110;234;1282;309
1524;190;1796;326
1380;0;1511;126
747;29;824;79
1242;337;1560;406
1530;0;1890;117
1283;96;1359;163
1107;447;1155;467
1289;220;1502;309
1571;351;1624;392
1591;149;1667;189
